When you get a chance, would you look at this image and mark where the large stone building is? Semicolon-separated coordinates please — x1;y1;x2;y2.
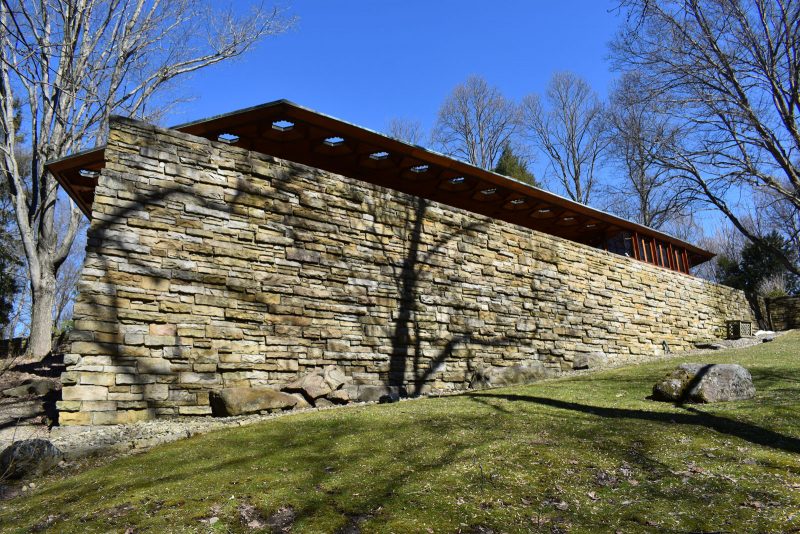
48;100;754;425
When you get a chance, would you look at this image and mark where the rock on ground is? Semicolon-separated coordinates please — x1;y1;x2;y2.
209;388;298;417
573;352;609;370
1;378;57;399
351;385;404;403
0;439;62;479
470;362;554;389
281;366;353;406
653;363;756;403
284;373;332;400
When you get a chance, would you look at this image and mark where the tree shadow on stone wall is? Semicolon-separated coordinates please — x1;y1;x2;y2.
363;189;513;396
71;131;264;421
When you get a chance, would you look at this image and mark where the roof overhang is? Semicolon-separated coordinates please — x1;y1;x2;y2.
46;99;714;267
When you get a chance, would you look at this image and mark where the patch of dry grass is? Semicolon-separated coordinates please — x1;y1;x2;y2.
1;332;799;532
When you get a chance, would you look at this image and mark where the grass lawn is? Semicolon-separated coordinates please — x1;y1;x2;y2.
2;333;800;533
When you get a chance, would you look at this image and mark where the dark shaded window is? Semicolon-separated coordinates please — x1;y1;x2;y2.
606;231;634;257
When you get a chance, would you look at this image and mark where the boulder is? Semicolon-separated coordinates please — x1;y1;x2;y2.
470;362;553;389
573;352;609;370
322;366;347;391
209;388;298;417
2;379;56;399
379;392;401;404
653;363;756;403
0;439;62;479
288;393;311;410
355;385;404;403
314;398;334;408
284;372;332;400
327;389;350;404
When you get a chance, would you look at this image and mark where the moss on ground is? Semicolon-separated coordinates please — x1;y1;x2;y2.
2;333;800;533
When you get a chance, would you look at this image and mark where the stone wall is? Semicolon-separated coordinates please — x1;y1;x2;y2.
765;296;800;331
58;118;755;425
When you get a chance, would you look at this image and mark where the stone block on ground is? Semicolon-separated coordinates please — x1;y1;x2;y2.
209;388;298;417
1;378;57;399
327;389;350;404
572;352;609;370
322;366;348;391
314;398;334;408
652;363;756;403
469;362;553;389
283;371;332;400
0;399;46;426
0;439;62;479
288;393;311;410
354;385;404;403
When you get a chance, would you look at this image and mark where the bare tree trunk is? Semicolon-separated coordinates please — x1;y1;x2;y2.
432;76;520;170
28;269;55;357
0;0;294;360
521;72;608;205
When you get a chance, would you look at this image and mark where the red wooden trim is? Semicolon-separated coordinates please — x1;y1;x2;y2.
667;242;675;270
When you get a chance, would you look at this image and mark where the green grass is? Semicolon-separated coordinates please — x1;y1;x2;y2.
2;333;800;533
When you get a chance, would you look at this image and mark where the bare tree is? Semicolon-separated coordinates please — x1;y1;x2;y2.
432;75;520;170
522;72;609;205
604;72;687;228
53;214;87;331
387;118;425;145
694;220;747;282
613;0;800;276
0;0;294;359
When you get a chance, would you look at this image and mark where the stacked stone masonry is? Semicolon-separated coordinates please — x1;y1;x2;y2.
59;118;755;425
765;296;800;331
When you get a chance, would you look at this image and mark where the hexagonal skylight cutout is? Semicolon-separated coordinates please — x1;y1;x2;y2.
272;120;295;132
324;136;345;147
217;133;239;144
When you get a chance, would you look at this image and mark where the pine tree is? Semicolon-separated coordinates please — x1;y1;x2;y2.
494;144;540;187
716;232;798;296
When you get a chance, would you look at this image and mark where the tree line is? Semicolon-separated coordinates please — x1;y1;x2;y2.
2;0;799;360
392;0;800;303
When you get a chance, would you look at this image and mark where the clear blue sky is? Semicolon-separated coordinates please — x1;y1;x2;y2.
166;0;623;139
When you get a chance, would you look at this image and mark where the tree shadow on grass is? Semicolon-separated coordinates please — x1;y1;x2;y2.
469;392;800;455
19;410;486;532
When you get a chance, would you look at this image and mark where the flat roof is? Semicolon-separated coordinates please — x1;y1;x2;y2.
46;99;714;266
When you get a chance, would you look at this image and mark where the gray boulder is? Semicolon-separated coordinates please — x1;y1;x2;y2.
287;392;311;410
209;388;298;416
322;366;347;391
284;372;332;400
314;398;335;408
0;439;62;479
327;389;350;404
2;379;56;399
573;352;609;370
653;363;756;403
354;385;404;403
470;362;553;389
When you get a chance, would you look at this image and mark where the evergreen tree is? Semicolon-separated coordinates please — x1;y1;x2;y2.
716;231;799;296
494;144;540;187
